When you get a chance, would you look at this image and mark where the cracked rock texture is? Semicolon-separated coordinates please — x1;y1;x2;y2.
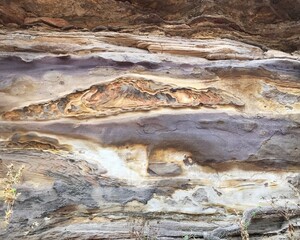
0;1;300;239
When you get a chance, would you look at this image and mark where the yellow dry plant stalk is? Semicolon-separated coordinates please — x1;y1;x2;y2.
234;209;250;240
3;164;24;226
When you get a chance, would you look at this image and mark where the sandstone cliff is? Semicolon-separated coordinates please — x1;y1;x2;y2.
0;1;299;239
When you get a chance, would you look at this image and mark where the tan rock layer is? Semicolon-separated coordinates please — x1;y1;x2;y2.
0;0;299;52
0;14;299;239
1;77;244;121
4;132;71;152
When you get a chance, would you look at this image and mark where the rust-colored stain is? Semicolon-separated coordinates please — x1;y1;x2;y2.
2;77;244;121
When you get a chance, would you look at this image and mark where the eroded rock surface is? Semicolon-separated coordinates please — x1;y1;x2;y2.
2;77;245;121
0;1;299;239
0;0;300;52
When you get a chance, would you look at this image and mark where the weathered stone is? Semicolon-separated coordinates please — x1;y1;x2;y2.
92;26;108;32
0;4;26;25
0;1;299;239
192;188;208;203
24;17;70;28
0;0;299;51
147;163;182;176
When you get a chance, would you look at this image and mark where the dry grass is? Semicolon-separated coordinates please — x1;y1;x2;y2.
2;164;24;227
234;209;250;240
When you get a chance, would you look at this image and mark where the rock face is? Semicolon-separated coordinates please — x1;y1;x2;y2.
1;0;300;52
0;1;300;240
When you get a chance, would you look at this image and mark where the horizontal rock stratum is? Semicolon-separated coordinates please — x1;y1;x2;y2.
0;1;300;239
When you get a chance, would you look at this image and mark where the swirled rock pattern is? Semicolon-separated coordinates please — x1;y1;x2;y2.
0;1;300;239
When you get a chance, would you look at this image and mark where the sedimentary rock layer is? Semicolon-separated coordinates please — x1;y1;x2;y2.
1;0;300;52
0;24;299;240
2;77;245;121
